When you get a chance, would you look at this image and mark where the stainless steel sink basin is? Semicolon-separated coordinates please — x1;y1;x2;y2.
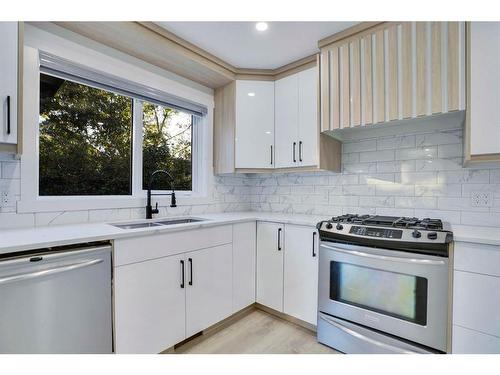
155;218;206;226
112;222;162;230
111;217;206;229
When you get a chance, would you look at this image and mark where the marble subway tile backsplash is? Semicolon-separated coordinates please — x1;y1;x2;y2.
249;127;500;228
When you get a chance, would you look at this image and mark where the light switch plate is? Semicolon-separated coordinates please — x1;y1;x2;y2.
471;191;493;207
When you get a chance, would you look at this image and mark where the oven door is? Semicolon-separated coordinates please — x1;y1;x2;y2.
318;241;449;351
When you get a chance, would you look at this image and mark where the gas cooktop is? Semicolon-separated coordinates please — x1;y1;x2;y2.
317;214;453;256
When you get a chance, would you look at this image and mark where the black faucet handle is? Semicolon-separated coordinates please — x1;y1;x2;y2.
170;192;177;208
152;202;159;215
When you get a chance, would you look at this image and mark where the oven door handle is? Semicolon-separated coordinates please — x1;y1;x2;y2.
321;244;446;265
319;314;420;354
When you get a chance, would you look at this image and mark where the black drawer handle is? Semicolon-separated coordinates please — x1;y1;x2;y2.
270;145;273;165
293;142;297;163
180;260;185;288
277;227;282;251
299;141;303;162
6;95;11;135
188;257;193;286
312;232;317;257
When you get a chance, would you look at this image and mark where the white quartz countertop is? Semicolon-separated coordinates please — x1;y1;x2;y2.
0;211;499;255
0;212;329;255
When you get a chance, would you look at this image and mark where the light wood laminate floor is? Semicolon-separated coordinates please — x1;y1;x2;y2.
174;309;338;354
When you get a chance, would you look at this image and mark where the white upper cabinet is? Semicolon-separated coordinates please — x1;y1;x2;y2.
467;22;500;162
275;74;299;168
275;67;319;169
297;67;319;167
235;80;275;169
0;22;18;145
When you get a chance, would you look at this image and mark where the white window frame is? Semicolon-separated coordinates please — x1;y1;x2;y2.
18;25;214;213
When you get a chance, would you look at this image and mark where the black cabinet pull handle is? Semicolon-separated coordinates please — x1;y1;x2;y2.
188;257;193;286
270;145;273;165
293;142;297;163
299;141;303;162
180;260;185;288
277;227;282;251
6;95;11;135
312;232;317;257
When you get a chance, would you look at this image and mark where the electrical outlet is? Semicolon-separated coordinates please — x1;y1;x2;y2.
471;191;493;207
0;191;8;206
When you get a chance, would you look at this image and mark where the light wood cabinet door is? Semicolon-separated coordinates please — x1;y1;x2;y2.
298;67;319;167
114;254;186;353
232;222;256;312
185;244;233;337
467;22;500;160
0;22;18;145
319;22;465;131
256;221;284;312
275;73;299;168
235;80;275;169
283;224;319;325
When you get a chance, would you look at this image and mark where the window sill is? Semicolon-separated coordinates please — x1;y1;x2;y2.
16;193;213;214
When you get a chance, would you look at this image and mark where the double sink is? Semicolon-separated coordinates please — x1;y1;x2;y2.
111;217;206;230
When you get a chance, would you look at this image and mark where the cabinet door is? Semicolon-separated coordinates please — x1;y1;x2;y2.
283;224;319;325
469;22;500;156
298;67;319;167
114;254;186;353
0;22;18;145
452;325;500;354
185;244;233;337
256;222;284;312
232;222;256;312
235;80;275;169
275;74;299;168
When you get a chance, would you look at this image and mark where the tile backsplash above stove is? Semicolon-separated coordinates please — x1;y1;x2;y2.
248;125;500;227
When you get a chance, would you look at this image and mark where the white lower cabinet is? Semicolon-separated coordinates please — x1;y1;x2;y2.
283;224;319;325
232;222;256;312
114;254;186;354
452;241;500;353
185;244;233;338
256;222;319;325
256;222;284;311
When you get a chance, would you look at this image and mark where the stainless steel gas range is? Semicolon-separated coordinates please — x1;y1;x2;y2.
316;214;453;354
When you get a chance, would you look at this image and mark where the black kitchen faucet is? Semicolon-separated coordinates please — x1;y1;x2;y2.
146;170;177;219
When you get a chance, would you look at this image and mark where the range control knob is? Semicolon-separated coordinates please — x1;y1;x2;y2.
326;222;333;229
427;232;438;240
412;230;422;239
336;223;344;230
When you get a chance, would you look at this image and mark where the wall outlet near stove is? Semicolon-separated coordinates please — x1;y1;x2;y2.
471;191;493;207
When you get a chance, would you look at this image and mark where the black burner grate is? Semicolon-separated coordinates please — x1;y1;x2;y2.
330;214;443;230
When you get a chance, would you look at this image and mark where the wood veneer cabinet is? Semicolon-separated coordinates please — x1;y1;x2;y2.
319;22;466;132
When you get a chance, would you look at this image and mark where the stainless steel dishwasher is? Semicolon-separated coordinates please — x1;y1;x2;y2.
0;242;113;353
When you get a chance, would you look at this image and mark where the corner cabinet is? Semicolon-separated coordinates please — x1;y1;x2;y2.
319;22;466;132
465;22;500;164
214;66;341;174
0;22;20;149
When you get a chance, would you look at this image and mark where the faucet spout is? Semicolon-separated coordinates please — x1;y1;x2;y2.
146;170;177;219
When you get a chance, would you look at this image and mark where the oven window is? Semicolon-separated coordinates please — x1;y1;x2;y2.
330;262;428;325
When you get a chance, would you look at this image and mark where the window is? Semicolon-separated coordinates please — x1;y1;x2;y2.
36;53;206;198
39;73;133;196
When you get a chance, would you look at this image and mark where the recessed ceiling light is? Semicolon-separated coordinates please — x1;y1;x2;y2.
247;92;255;97
255;22;268;32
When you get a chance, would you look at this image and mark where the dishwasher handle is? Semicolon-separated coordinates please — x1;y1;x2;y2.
0;258;104;286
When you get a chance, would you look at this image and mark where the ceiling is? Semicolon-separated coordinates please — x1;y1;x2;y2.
156;22;359;70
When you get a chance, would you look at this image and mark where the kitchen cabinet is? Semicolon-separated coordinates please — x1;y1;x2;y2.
319;22;465;131
186;244;233;337
452;241;500;353
114;254;186;354
234;80;275;169
256;222;284;312
275;67;319;168
0;22;19;147
232;222;256;312
465;22;500;164
283;224;319;325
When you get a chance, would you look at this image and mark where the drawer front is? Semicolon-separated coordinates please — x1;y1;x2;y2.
453;325;500;354
453;270;500;337
114;225;233;266
454;241;500;277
